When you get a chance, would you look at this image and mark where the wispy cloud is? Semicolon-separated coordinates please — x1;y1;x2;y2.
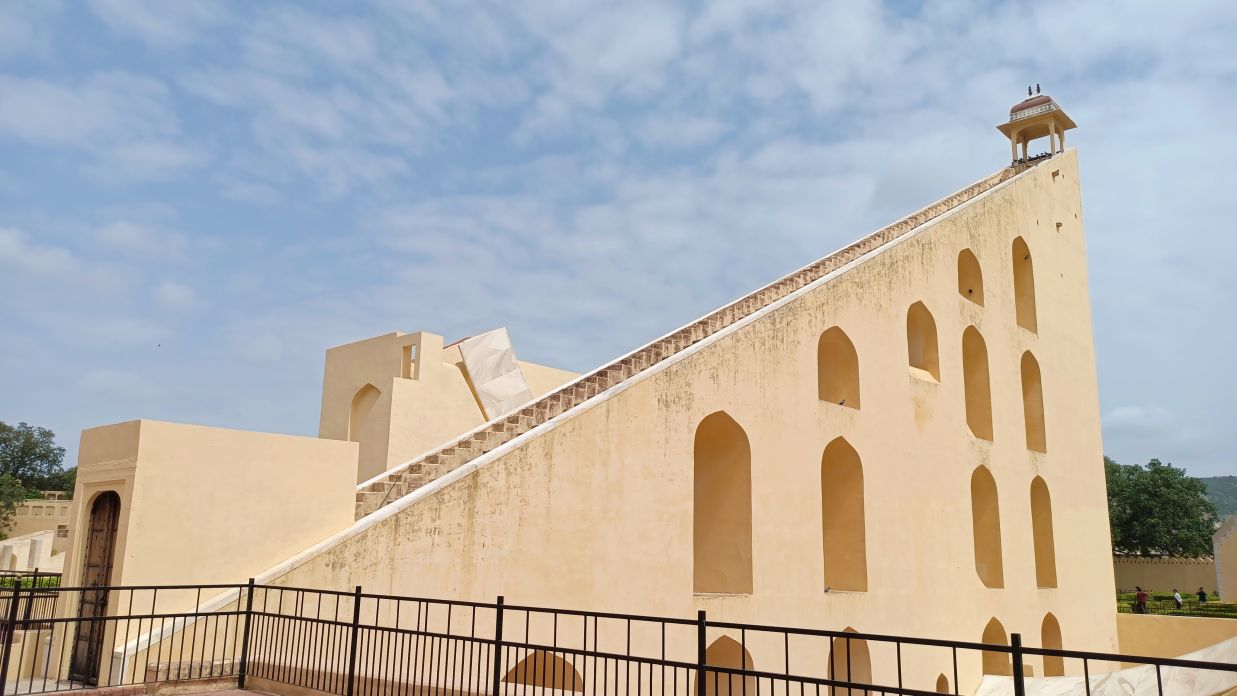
0;1;1234;476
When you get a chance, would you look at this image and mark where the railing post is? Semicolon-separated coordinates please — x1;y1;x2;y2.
1010;633;1025;696
696;610;707;696
0;584;23;696
346;586;362;696
490;596;505;696
237;578;256;688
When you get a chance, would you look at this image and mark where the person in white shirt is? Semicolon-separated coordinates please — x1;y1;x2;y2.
1173;589;1183;610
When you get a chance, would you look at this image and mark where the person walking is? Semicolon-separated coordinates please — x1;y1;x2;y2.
1197;587;1208;604
1173;589;1183;610
1135;587;1149;614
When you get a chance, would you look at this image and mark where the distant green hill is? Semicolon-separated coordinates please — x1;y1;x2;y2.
1201;476;1237;518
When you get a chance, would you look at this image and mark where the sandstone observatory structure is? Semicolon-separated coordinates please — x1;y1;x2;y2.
58;97;1228;695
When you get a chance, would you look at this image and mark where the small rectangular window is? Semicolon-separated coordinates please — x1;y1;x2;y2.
56;526;68;538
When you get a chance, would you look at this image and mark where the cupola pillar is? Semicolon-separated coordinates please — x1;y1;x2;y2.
997;86;1076;164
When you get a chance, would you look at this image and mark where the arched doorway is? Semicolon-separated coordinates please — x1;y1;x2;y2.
980;618;1010;677
828;629;873;695
502;650;584;691
696;635;755;696
70;491;121;685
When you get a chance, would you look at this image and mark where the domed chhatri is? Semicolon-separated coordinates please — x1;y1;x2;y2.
997;86;1076;163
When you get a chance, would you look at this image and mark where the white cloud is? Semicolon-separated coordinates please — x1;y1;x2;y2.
1102;405;1174;432
85;0;223;48
4;1;1237;476
0;73;176;145
77;368;165;401
236;333;285;363
153;281;202;311
95;221;188;259
636;115;728;150
0;227;80;276
0;73;206;179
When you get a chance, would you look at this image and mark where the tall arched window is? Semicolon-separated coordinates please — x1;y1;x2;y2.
503;651;584;691
906;302;940;381
818;328;860;408
348;384;381;442
1012;237;1037;332
701;636;755;696
981;618;1010;676
828;629;873;696
694;412;753;594
958;249;984;305
970;467;1004;588
1020;352;1047;452
1041;613;1064;677
1030;476;1058;588
962;327;993;440
821;437;867;591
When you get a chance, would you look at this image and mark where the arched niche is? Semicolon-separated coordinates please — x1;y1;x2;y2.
694;412;753;594
1041;613;1064;677
828;629;873;696
502;650;584;691
970;467;1004;588
907;301;940;381
821;437;867;592
981;618;1010;676
348;383;381;443
1030;477;1058;588
1012;237;1037;333
958;249;984;305
699;635;755;696
962;327;993;440
818;327;860;409
1020;352;1047;452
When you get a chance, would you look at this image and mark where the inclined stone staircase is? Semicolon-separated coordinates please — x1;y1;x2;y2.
354;159;1044;519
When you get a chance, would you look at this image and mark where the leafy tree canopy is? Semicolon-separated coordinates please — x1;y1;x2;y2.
1106;456;1219;558
0;421;74;495
0;475;29;537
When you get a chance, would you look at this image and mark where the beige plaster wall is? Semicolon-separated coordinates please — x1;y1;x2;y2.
319;330;576;483
1112;556;1216;594
4;498;72;554
1116;614;1237;658
1215;516;1237;601
64;421;357;602
253;151;1116;695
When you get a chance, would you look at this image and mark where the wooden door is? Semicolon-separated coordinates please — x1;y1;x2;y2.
69;492;120;685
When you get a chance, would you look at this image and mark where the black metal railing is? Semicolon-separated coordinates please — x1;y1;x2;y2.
0;581;1233;696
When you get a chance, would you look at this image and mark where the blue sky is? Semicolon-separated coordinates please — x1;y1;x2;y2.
1;1;1234;477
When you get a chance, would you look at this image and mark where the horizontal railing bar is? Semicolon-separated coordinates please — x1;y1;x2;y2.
0;583;248;593
1019;645;1237;671
497;640;697;669
504;603;698;626
254;612;496;643
256;583;498;609
706;619;1008;653
701;663;945;696
9;609;248;626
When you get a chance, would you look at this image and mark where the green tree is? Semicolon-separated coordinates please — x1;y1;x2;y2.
0;474;28;539
1105;456;1219;557
0;421;69;495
